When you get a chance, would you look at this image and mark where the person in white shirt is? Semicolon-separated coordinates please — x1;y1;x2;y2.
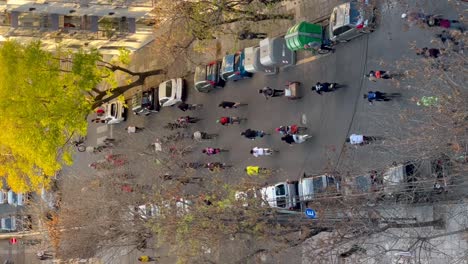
126;126;143;133
347;134;364;145
250;147;276;157
346;134;380;145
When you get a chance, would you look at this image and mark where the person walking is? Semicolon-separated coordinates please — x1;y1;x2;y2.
416;47;443;58
217;116;244;126
238;30;267;40
178;102;202;112
95;107;105;116
365;70;392;81
281;134;311;144
126;126;144;133
202;147;226;156
177;116;199;124
218;101;247;109
36;250;54;260
312;82;338;95
250;147;276;157
346;134;380;145
363;91;389;104
241;129;268;140
259;87;284;99
138;255;159;262
303;42;334;52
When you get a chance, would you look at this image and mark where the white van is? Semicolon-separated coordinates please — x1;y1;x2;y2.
298;174;341;202
260;182;299;210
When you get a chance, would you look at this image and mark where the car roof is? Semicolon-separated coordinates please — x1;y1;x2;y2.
158;79;173;98
331;2;351;31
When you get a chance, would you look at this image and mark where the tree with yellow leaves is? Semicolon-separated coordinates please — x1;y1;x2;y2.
0;41;165;192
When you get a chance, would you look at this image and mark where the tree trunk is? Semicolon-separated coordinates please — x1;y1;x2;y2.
92;68;166;108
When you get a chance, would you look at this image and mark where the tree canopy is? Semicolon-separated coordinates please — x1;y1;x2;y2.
0;41;164;192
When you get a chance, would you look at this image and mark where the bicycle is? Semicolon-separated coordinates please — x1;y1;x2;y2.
72;136;86;152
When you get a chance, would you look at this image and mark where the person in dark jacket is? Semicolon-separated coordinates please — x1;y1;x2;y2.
218;101;247;109
241;129;267;140
281;134;295;144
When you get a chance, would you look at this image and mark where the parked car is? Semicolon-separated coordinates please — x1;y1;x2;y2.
0;216;32;232
194;60;225;93
298;174;341;202
102;99;126;124
260;182;300;210
129;198;192;220
0;190;7;204
220;51;253;82
158;78;185;107
329;1;376;43
382;161;419;197
0;216;16;232
131;88;158;116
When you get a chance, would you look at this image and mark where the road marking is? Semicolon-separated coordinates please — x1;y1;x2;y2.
296;53;330;66
109;125;114;138
301;114;307;125
96;125;108;134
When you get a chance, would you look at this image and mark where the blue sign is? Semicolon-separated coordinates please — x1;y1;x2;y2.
305;208;317;219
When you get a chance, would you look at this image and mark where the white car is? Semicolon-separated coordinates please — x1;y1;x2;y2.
102;99;125;124
158;78;184;107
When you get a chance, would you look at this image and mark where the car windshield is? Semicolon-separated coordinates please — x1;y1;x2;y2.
276;197;287;208
233;53;241;70
333;25;352;36
194;65;207;83
313;177;325;193
165;82;172;97
349;2;364;25
275;184;286;196
110;103;117;117
141;92;151;106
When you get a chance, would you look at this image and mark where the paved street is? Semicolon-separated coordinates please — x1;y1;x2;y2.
65;0;467;263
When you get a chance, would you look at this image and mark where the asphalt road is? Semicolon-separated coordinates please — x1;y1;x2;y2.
70;0;466;263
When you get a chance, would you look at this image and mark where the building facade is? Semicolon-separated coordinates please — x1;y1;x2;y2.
0;0;156;54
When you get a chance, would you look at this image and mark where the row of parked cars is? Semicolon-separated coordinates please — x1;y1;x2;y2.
193;36;296;93
237;157;452;211
99;78;186;124
0;190;27;206
193;1;377;93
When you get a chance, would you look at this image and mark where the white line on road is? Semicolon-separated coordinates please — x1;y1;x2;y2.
109;125;114;138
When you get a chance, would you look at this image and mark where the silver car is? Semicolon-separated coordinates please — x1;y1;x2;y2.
329;1;376;43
